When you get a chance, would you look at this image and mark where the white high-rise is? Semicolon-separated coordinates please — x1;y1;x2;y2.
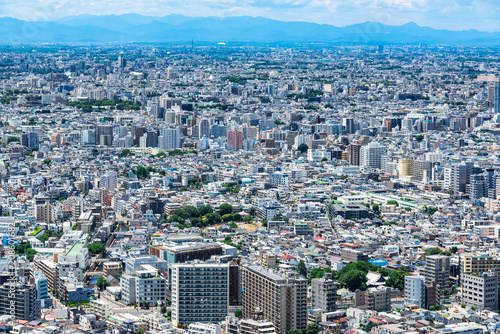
159;127;181;150
404;275;426;308
360;141;386;171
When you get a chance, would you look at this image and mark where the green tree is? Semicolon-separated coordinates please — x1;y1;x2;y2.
297;260;307;278
424;247;441;256
385;267;409;291
386;200;398;206
306;323;320;334
219;203;233;216
136;166;150;179
234;309;243;318
96;275;110;291
87;242;105;255
297;143;309;154
230;222;238;229
222;214;233;222
199;205;213;216
339;270;367;291
288;329;303;334
120;149;134;157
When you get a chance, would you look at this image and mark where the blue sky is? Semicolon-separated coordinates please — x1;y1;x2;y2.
0;0;498;31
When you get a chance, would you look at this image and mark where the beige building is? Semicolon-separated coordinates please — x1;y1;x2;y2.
103;262;122;278
460;253;500;278
354;287;391;312
242;266;307;334
398;157;413;177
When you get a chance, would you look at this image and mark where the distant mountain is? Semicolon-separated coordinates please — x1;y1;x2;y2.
1;14;499;44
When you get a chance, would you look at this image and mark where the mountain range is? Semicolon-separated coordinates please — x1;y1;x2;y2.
0;14;499;44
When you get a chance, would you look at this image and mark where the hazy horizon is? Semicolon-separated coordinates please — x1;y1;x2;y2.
1;0;499;32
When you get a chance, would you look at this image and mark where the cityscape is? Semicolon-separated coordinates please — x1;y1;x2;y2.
0;4;500;334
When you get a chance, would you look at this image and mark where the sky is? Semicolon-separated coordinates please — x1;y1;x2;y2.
0;0;498;31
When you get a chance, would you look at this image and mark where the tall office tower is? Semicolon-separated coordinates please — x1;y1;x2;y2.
101;171;117;191
311;273;337;313
421;255;450;299
170;262;229;327
140;131;158;148
343;118;355;134
444;162;474;194
359;141;386;170
494;81;500;114
469;174;486;203
347;143;361;166
118;56;126;69
461;271;498;311
96;125;113;146
159;127;181;150
241;266;307;334
198;118;211;139
133;126;147;146
81;126;96;146
404;275;426;308
227;130;243;150
120;264;167;306
0;280;38;321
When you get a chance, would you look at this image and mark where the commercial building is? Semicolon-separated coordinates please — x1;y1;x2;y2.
150;243;223;264
241;265;307;334
421;255;450;290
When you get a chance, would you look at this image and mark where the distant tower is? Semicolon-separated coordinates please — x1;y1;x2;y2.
494;81;500;114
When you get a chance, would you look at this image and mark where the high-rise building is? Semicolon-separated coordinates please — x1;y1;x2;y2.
96;125;113;146
0;280;38;321
81;126;96;146
421;255;450;294
134;126;147;146
494;81;500;114
343;118;355;134
170;262;229;327
140;131;158;148
444;162;473;194
359;141;386;170
198;118;211;139
34;271;48;301
311;272;337;313
404;275;426;308
469;174;486;203
101;171;117;191
398;157;414;177
347;143;361;166
241;266;307;334
34;195;53;223
227;130;243;150
159;127;181;150
461;270;498;311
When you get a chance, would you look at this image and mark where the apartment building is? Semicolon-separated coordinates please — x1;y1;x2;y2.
461;271;498;311
120;264;167;306
354;287;391;312
241;265;307;334
170;262;229;327
311;272;337;312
